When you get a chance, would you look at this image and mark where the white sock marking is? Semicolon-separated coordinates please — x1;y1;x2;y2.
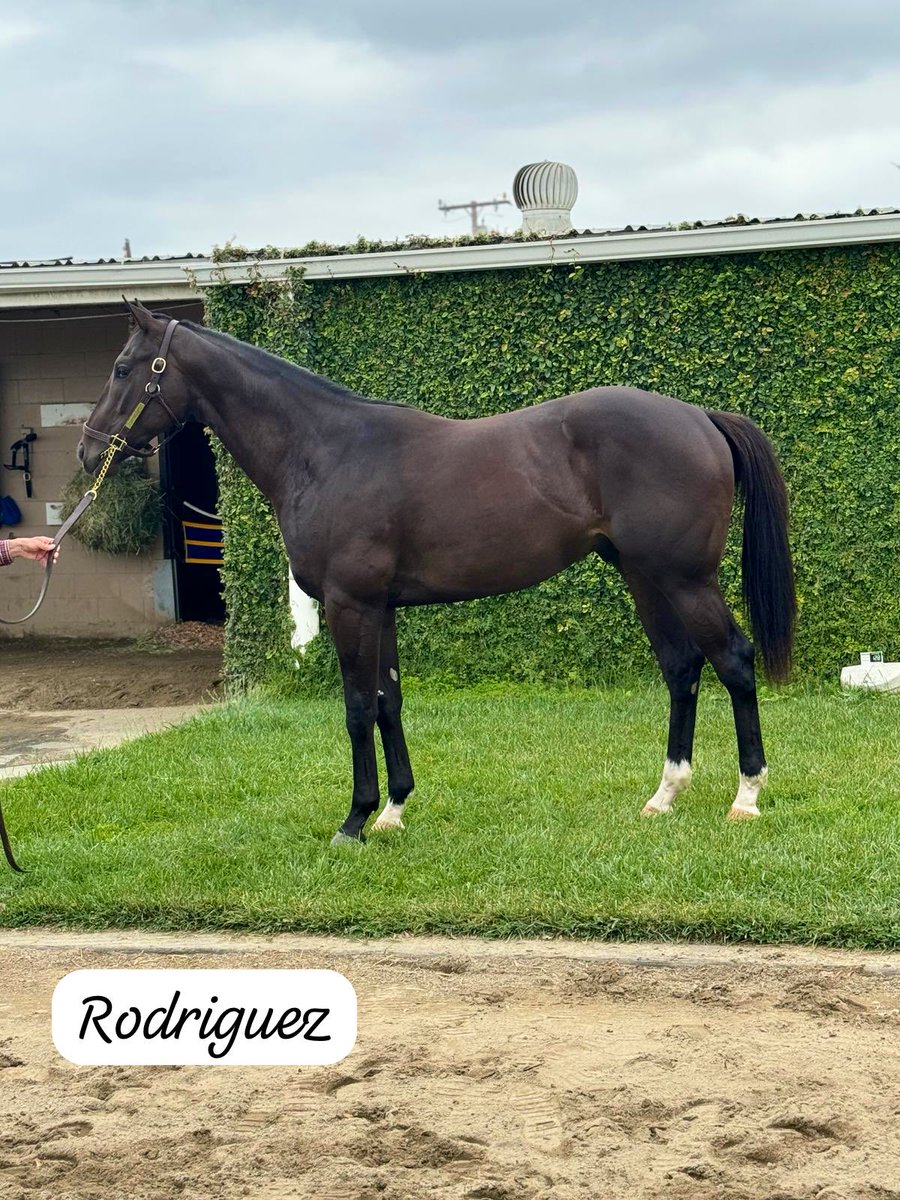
729;767;768;818
642;759;692;815
373;801;405;831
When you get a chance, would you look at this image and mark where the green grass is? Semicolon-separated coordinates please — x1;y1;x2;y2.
1;683;898;947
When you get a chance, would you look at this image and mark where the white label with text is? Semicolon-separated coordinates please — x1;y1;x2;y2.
52;969;357;1066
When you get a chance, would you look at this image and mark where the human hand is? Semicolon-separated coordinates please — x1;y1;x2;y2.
10;536;59;565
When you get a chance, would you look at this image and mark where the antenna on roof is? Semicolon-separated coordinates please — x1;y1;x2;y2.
123;237;132;260
438;194;511;236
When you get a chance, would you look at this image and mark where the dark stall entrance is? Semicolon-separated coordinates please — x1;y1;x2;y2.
161;423;225;624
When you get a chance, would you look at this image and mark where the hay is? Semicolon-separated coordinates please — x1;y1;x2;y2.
60;459;162;555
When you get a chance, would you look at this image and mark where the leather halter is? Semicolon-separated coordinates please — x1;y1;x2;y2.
82;318;185;456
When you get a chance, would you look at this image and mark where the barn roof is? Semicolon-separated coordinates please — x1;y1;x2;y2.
3;208;900;309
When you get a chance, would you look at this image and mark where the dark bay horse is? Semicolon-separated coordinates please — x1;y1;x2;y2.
79;301;795;845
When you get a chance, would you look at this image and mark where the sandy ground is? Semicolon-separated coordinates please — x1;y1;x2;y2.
0;932;898;1200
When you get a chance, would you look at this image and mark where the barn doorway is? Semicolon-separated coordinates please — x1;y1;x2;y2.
161;423;225;624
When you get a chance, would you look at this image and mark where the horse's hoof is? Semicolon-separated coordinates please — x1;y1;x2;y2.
727;805;760;821
373;803;405;832
330;831;366;848
640;802;670;817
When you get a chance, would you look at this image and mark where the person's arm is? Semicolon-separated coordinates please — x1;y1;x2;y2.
0;537;59;566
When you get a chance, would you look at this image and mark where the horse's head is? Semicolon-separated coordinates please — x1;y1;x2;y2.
78;300;191;476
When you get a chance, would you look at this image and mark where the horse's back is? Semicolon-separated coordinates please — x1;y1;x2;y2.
387;383;734;529
542;384;729;468
451;384;733;468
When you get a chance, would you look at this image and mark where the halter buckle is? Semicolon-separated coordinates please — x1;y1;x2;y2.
151;356;167;374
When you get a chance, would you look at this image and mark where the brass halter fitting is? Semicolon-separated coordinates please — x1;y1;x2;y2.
87;434;128;498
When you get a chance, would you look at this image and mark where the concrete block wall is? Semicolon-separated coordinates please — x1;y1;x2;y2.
0;304;183;637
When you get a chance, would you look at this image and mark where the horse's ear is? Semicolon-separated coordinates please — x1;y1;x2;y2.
122;296;154;332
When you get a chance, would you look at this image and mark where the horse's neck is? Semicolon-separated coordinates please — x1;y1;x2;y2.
186;332;340;507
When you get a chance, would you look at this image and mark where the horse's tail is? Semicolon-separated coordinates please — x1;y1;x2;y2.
705;409;796;684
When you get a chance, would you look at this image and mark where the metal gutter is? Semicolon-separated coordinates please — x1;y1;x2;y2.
195;213;900;286
2;212;900;308
0;259;202;309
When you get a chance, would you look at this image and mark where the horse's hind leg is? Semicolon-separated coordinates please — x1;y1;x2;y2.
373;610;415;832
622;565;704;815
665;581;767;819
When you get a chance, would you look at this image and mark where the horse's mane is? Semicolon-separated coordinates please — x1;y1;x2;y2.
182;320;408;408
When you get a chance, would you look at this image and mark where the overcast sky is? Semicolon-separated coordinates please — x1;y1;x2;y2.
2;0;900;261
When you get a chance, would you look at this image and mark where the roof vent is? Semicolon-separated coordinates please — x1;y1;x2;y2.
513;161;578;235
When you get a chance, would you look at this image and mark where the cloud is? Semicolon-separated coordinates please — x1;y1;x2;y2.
0;19;42;52
138;32;416;108
507;67;900;227
2;0;900;258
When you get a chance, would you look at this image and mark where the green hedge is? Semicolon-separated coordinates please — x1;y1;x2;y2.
203;243;900;688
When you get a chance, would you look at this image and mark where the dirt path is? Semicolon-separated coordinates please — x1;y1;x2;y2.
0;635;223;710
1;933;898;1200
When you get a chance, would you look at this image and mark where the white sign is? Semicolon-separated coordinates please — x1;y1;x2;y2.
40;403;95;428
52;969;357;1066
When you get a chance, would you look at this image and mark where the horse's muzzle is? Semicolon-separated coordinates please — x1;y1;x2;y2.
77;438;103;477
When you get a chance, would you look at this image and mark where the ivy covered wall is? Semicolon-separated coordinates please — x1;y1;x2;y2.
204;242;900;687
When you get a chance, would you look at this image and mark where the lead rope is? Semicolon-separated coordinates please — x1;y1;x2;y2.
0;436;126;873
0;318;180;871
0;434;124;628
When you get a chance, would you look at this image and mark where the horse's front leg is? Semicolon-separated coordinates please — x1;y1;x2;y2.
326;594;385;845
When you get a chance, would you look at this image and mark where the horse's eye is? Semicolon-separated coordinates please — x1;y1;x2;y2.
114;364;131;380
